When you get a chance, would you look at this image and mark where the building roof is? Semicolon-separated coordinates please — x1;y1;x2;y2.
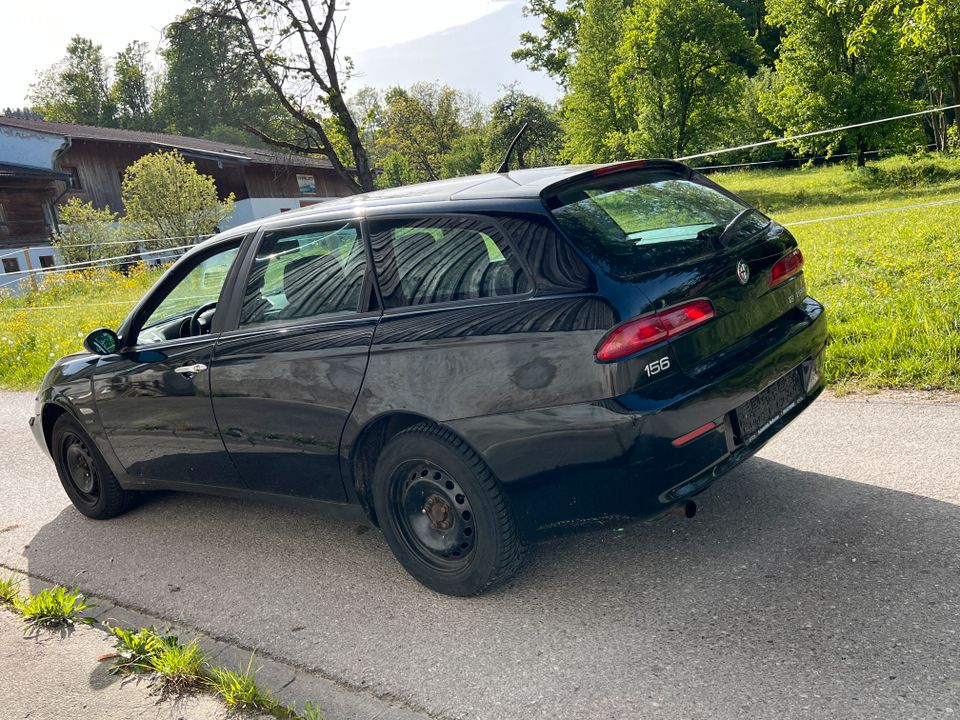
0;162;72;181
0;116;335;171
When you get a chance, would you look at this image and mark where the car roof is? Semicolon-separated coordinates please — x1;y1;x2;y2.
212;159;692;240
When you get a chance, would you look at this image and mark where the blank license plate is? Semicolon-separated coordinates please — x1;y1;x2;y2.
733;370;804;443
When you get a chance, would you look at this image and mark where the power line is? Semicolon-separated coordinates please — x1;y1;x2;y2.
679;103;960;162
782;196;960;227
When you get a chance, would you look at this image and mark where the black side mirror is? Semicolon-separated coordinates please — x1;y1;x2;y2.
83;328;120;356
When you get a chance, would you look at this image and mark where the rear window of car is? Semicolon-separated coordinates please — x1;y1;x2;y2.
548;170;768;279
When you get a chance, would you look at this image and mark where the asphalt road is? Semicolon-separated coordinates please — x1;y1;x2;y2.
1;391;958;720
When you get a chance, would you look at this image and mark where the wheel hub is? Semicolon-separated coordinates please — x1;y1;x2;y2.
392;462;476;566
422;494;453;530
63;434;98;500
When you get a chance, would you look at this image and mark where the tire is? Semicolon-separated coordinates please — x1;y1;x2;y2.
51;414;136;520
371;422;526;596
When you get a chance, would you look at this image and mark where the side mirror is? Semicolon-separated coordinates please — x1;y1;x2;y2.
83;328;120;356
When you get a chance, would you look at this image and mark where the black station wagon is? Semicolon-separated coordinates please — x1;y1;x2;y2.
30;160;826;595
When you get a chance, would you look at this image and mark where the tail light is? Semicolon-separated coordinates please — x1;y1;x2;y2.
769;248;804;288
595;299;715;362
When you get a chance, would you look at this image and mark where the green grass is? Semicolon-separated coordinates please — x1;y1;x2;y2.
208;656;280;712
15;586;93;632
0;574;20;605
0;264;163;390
716;154;960;391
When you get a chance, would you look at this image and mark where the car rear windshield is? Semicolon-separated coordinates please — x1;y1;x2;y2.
548;170;769;279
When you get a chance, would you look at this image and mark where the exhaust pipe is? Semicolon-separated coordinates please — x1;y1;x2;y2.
670;500;697;519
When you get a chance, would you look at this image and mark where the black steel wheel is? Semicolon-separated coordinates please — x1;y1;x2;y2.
372;422;525;596
51;414;136;520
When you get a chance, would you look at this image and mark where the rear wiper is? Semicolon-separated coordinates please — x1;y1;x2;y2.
718;207;770;245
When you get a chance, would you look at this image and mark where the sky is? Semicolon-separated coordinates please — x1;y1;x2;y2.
0;0;558;109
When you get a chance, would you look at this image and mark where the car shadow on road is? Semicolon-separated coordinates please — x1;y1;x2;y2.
18;456;960;715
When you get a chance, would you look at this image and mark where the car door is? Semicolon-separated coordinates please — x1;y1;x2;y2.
91;238;247;488
209;219;379;502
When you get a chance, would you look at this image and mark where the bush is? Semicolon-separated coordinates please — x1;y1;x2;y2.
53;198;130;264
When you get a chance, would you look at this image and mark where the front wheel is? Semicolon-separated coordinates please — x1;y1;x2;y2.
51;414;136;519
372;423;525;596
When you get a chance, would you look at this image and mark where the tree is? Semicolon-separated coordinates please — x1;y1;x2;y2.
196;0;376;193
561;0;632;162
154;8;271;139
111;42;153;130
121;151;234;245
380;83;483;183
484;85;562;170
53;198;126;264
614;0;761;158
513;0;586;86
29;36;115;126
761;0;919;166
901;0;960;137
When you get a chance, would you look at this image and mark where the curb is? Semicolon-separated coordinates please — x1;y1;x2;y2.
1;565;440;720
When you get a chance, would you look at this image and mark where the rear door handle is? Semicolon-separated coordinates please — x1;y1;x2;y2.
174;363;208;376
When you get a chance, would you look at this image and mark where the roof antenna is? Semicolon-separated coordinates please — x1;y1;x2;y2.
496;123;529;174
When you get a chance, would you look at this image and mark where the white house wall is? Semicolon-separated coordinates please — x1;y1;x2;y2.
0;126;67;169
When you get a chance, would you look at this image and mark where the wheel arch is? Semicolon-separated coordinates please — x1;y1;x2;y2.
41;402;70;453
348;411;477;526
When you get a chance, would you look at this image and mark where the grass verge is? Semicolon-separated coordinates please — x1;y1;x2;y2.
0;577;324;719
719;154;960;392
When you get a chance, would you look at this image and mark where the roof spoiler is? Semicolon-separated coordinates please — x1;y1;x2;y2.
540;158;694;201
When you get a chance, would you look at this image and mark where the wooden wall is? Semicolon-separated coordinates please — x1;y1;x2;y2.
244;165;353;199
0;183;55;249
55;140;353;218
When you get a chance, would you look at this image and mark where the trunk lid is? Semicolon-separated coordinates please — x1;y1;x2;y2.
545;162;806;372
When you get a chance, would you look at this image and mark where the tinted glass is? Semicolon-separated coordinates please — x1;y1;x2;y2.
138;244;240;343
240;222;365;326
550;171;769;279
369;216;527;308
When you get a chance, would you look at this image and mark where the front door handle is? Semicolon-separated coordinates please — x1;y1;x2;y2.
174;363;208;376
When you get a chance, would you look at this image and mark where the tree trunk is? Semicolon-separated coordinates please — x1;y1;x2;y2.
951;65;960;139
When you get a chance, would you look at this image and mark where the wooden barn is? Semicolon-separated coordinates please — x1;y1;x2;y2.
0;117;355;292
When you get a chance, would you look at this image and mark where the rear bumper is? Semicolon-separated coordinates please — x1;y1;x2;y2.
452;297;827;532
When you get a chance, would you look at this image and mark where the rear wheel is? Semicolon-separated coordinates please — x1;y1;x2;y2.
51;414;135;519
372;423;525;596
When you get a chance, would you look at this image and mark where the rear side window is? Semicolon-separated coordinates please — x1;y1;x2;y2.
239;222;366;326
369;216;528;308
549;170;768;279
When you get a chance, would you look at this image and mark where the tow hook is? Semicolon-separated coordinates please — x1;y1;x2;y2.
670;500;697;519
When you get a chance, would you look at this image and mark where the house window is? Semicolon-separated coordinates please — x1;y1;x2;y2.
38;255;55;269
296;174;317;195
2;258;21;274
0;203;8;236
63;166;82;190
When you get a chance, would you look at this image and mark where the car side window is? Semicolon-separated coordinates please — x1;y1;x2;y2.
369;216;528;308
239;222;366;326
135;242;241;345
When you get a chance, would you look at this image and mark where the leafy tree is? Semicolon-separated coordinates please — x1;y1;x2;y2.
761;0;919;166
484;85;562;170
513;0;586;86
901;0;960;136
442;133;487;178
616;0;760;158
154;8;269;138
111;42;153;130
561;0;632;162
195;0;376;192
53;198;127;264
121;151;234;246
380;83;483;182
29;36;115;126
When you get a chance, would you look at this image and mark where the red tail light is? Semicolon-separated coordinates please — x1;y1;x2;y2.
769;248;804;288
595;299;715;362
